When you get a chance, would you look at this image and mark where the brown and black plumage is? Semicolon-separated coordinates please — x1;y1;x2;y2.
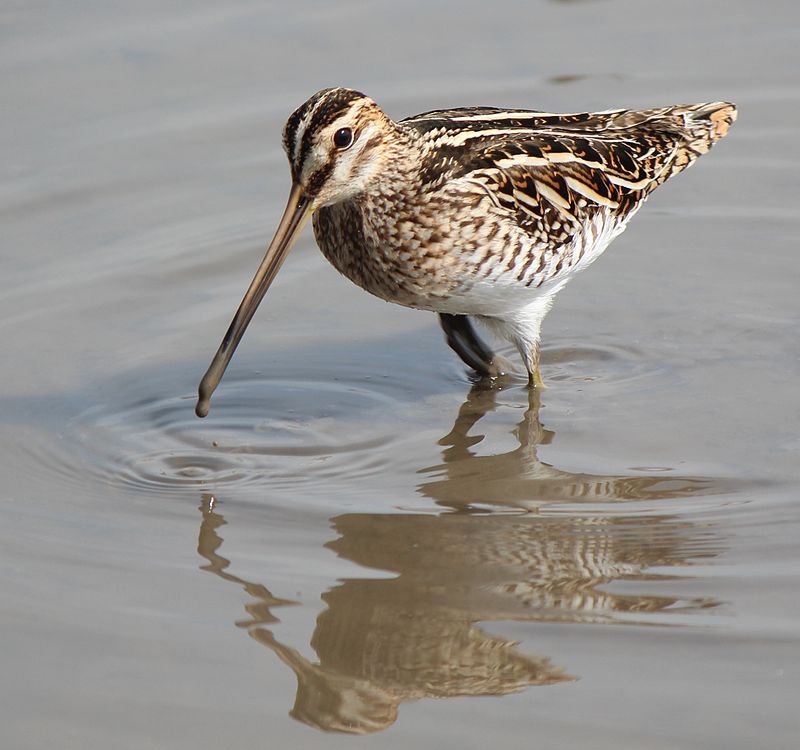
196;88;736;417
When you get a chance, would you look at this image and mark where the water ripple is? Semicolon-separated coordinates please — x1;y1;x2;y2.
544;341;664;385
67;375;403;496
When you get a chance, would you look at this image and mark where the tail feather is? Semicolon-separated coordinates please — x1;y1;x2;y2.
683;101;738;150
649;101;737;187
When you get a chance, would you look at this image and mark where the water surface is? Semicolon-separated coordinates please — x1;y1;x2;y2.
2;1;799;747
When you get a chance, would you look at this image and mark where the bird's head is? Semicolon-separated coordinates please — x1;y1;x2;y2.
283;87;397;209
195;88;399;417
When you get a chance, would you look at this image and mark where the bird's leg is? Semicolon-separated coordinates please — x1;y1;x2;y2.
439;313;506;378
521;339;547;389
531;368;546;389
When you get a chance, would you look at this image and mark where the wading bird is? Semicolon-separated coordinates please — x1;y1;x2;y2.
196;88;735;417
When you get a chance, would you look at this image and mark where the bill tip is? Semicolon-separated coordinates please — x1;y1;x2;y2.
195;398;210;418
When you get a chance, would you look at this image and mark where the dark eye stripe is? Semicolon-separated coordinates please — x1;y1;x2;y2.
296;90;365;172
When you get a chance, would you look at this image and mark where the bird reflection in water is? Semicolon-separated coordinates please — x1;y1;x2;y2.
197;387;725;734
420;386;717;510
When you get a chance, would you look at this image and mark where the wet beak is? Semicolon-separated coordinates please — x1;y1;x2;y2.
196;183;311;417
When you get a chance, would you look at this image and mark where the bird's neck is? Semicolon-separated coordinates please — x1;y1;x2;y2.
360;126;426;213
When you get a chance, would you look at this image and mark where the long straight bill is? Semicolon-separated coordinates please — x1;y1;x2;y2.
196;184;311;417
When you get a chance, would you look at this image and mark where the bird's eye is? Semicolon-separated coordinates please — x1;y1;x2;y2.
333;127;354;150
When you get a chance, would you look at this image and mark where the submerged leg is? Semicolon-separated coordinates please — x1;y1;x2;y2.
525;340;546;389
477;291;561;389
439;313;506;378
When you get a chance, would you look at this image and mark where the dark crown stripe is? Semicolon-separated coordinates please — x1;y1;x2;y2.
283;88;333;159
295;89;365;173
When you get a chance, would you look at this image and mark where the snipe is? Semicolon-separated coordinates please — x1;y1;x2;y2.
196;88;736;417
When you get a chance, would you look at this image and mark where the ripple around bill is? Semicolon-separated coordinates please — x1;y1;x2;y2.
70;376;403;496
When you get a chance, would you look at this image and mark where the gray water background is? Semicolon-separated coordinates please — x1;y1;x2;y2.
2;1;799;747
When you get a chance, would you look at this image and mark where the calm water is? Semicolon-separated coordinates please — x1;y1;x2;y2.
2;1;799;747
